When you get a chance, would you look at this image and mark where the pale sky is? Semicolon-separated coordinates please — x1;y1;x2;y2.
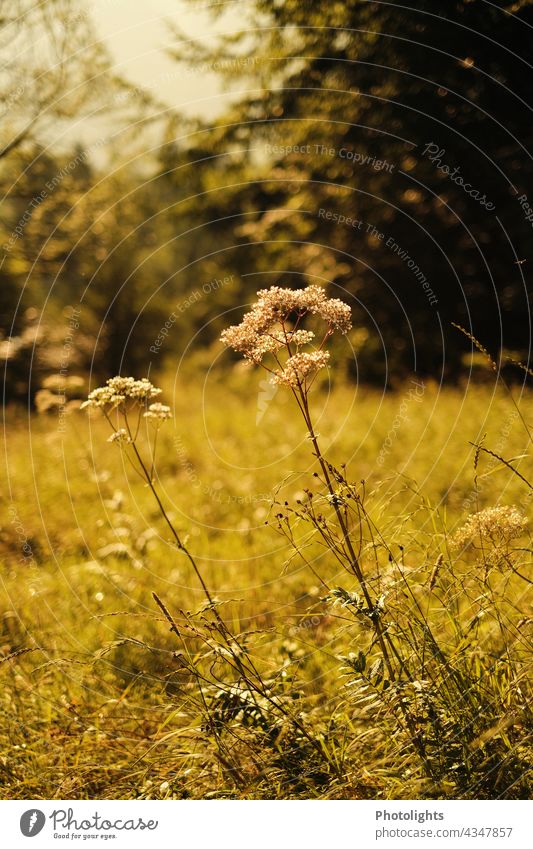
90;0;246;119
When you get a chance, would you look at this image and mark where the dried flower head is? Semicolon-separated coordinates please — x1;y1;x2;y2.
143;403;172;421
220;285;351;388
451;505;528;567
107;428;131;444
81;377;162;410
272;351;330;386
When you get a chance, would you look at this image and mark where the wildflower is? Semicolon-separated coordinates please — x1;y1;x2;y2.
253;284;351;333
107;428;131;444
143;402;172;421
451;505;528;567
272;351;330;386
287;329;315;346
81;376;162;410
220;285;351;365
452;506;527;547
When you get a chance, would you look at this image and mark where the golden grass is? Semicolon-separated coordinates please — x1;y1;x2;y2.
0;374;531;799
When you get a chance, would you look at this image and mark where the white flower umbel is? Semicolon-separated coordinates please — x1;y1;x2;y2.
220;285;398;691
107;428;131;444
81;376;162;410
220;285;351;370
82;376;216;608
272;351;331;386
143;402;172;421
220;284;351;395
451;505;528;570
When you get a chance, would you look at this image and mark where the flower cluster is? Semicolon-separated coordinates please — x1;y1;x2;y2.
143;402;172;421
220;285;351;366
107;428;131;444
451;505;528;567
272;351;330;386
81;377;162;410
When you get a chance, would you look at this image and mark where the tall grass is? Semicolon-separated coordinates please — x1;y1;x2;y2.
0;292;531;799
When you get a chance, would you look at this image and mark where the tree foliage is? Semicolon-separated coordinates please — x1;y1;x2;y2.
2;1;532;400
169;0;533;380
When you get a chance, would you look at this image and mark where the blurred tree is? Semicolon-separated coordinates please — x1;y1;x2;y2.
0;0;164;399
1;0;111;160
3;0;532;399
170;0;533;381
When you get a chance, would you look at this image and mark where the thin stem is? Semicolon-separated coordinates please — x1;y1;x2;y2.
295;386;397;682
125;422;216;608
150;423;160;483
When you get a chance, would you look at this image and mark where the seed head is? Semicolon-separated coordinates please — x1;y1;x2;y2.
272;351;330;386
220;285;351;380
451;506;527;547
451;505;528;568
107;428;131;444
81;376;162;410
144;403;172;421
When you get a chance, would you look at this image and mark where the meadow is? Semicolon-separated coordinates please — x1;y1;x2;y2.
1;0;532;809
1;367;531;800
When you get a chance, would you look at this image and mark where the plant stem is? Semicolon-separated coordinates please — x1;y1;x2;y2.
129;436;216;608
295;389;395;672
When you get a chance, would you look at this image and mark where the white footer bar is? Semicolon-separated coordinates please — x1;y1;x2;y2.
1;799;530;849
